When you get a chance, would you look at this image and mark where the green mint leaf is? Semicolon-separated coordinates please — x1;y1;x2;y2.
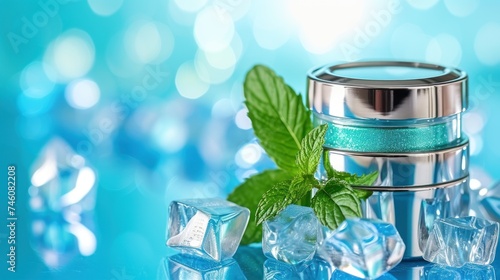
352;171;378;185
296;124;328;175
353;188;373;200
244;65;313;172
311;179;362;230
255;180;293;225
323;162;378;186
351;171;378;199
227;169;292;244
256;175;317;225
322;149;336;179
326;171;379;200
289;175;318;202
323;152;378;200
322;158;358;181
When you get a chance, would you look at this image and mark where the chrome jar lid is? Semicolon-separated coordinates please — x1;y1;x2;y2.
308;61;468;120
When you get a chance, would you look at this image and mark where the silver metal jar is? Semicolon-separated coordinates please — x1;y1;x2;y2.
308;61;469;259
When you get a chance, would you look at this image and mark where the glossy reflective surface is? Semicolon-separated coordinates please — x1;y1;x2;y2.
308;61;467;120
157;245;500;279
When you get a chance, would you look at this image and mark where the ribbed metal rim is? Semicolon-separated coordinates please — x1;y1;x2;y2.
352;175;469;192
308;61;468;120
324;137;469;157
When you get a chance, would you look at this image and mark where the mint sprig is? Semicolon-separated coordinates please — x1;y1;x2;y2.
256;173;318;225
228;65;378;243
227;170;291;244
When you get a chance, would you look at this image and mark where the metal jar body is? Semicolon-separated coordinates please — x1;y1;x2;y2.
308;61;469;259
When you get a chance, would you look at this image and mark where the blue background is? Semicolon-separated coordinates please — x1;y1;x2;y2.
1;0;500;279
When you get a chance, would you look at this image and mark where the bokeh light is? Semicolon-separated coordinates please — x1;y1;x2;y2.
174;0;207;13
43;29;95;82
289;0;368;54
391;23;431;60
426;34;462;66
194;6;235;52
253;1;292;50
406;0;439;10
474;22;500;66
202;45;238;70
194;48;235;84
234;108;252;130
469;135;483;156
65;79;101;110
87;0;123;16
124;20;175;64
464;112;486;135
151;118;188;153
444;0;479;17
211;98;235;119
20;61;56;99
106;32;141;78
219;0;252;21
175;61;210;99
235;143;262;168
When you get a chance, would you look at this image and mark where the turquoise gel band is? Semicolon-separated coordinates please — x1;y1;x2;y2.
315;116;461;153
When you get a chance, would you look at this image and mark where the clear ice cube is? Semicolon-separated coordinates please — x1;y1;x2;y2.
421;264;495;280
166;199;250;262
263;258;332;280
262;204;322;264
318;218;405;279
29;138;97;212
418;198;451;251
423;216;499;267
158;254;246;280
29;138;97;268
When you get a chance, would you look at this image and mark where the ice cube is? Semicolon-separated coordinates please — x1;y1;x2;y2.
423;216;499;267
158;254;246;280
262;205;322;264
418;198;451;251
421;264;495;280
263;258;332;280
166;199;250;262
318;218;405;279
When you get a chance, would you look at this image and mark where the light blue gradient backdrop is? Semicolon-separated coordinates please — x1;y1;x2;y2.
1;0;499;279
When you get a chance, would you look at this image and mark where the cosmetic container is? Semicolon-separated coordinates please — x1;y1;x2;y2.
308;61;469;258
